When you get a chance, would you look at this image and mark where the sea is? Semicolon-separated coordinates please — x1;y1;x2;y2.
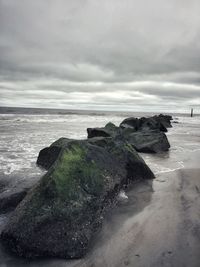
0;106;200;266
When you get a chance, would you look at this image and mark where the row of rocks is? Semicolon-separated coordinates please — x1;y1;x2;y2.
1;114;173;259
37;114;172;169
87;114;172;153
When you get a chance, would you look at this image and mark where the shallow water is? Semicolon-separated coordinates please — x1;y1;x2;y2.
0;110;200;266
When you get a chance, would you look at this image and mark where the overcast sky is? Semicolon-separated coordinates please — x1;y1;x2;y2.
0;0;200;112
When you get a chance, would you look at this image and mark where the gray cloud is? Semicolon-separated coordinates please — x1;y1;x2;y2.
0;0;200;112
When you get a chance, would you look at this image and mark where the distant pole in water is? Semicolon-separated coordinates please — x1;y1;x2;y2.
191;108;193;117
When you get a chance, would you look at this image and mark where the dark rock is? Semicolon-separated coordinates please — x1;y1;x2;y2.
140;117;168;132
118;115;171;153
104;122;119;133
120;116;171;132
120;117;139;130
159;114;172;121
0;179;9;194
0;189;27;213
123;130;170;153
87;128;111;138
156;114;172;128
117;115;172;153
87;122;119;139
37;137;117;171
37;138;73;170
37;146;61;170
1;139;154;259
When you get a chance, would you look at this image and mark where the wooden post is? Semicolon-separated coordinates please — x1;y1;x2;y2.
191;108;193;117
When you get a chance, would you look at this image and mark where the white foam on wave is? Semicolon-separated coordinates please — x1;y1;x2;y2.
143;153;185;175
118;190;129;201
2;159;32;175
0;113;125;126
154;161;184;174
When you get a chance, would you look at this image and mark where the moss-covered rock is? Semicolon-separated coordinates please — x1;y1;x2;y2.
1;139;154;259
37;138;76;170
1;114;173;259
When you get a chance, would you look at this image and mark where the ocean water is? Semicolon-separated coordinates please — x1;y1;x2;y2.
0;108;200;266
0;109;199;184
0;111;129;188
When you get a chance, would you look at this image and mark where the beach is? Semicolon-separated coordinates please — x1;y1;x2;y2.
0;109;199;267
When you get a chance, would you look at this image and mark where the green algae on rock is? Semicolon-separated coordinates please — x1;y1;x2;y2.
1;139;154;259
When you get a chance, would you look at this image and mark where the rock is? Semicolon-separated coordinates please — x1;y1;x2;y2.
37;137;117;170
140;117;168;132
104;122;119;134
120;116;170;132
0;189;27;213
1;139;154;259
37;138;73;170
38;120;171;171
123;130;170;153
37;146;62;170
37;138;111;171
0;179;9;194
120;117;139;130
0;178;37;214
118;115;171;153
159;114;172;121
87;127;110;138
156;114;172;129
86;115;172;155
87;122;119;138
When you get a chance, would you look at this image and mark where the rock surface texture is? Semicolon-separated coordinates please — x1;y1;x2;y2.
1;138;154;259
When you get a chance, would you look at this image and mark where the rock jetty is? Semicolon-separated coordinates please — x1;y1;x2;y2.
1;114;173;259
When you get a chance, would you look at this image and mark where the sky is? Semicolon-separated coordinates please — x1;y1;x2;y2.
0;0;200;113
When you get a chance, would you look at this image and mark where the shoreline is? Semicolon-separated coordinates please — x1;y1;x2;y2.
1;106;199;117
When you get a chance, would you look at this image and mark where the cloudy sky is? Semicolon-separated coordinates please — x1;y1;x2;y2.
0;0;200;112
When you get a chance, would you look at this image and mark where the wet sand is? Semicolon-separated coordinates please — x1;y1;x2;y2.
68;169;200;267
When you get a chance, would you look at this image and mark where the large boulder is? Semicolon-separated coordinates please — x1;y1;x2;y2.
154;114;172;129
119;115;172;153
120;116;169;132
133;131;170;153
1;139;154;259
0;188;27;213
87;122;119;138
139;117;168;132
122;130;170;153
158;114;172;121
37;146;62;170
36;138;112;171
37;138;73;169
37;137;116;171
120;117;140;130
